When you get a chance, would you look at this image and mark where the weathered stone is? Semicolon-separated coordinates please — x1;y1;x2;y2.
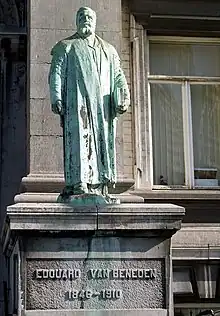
30;0;56;28
30;63;50;99
25;310;167;316
3;203;185;233
30;135;63;173
30;29;56;63
30;98;62;136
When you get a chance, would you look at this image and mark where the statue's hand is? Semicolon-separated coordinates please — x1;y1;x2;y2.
115;87;130;114
52;100;64;115
114;84;130;115
116;98;130;114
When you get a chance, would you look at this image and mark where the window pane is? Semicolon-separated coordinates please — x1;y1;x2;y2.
191;84;220;186
151;83;185;185
150;42;220;77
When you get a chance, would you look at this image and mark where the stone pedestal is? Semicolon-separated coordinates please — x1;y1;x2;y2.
2;203;184;316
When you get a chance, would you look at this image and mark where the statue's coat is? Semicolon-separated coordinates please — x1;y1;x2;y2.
49;33;129;187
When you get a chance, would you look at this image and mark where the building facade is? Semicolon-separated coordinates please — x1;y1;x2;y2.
0;0;220;315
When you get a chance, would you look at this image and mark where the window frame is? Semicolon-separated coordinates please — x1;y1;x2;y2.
147;36;220;189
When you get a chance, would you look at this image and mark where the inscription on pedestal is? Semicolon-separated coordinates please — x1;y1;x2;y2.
26;259;165;310
34;268;156;280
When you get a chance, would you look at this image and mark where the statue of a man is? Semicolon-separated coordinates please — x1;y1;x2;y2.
49;7;130;203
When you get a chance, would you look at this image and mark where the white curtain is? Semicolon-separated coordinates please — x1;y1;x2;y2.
149;42;220;77
151;83;185;185
191;84;220;179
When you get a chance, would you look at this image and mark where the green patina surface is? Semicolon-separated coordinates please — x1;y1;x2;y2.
48;7;130;205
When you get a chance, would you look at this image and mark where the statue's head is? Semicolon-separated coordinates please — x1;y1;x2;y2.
76;7;96;38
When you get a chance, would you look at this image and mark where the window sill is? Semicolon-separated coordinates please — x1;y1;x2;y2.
131;189;220;200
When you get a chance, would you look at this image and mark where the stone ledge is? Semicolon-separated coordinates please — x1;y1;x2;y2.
14;192;144;204
4;203;185;231
134;189;220;200
20;174;135;194
2;203;185;253
172;247;220;260
172;223;220;260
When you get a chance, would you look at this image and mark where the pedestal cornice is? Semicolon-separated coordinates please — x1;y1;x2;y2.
2;203;185;255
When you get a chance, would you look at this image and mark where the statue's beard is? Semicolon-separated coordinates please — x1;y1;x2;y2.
78;24;95;38
82;27;91;35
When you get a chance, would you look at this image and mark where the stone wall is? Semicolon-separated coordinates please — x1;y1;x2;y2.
121;0;134;180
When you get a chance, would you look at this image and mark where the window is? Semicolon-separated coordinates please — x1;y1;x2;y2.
148;37;220;188
175;308;220;316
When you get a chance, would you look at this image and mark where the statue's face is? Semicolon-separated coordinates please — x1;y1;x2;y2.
76;9;96;37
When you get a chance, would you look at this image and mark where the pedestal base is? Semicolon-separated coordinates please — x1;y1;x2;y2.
2;203;185;316
24;309;167;316
57;192;120;206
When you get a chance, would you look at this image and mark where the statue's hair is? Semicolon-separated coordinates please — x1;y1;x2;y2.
76;7;96;23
